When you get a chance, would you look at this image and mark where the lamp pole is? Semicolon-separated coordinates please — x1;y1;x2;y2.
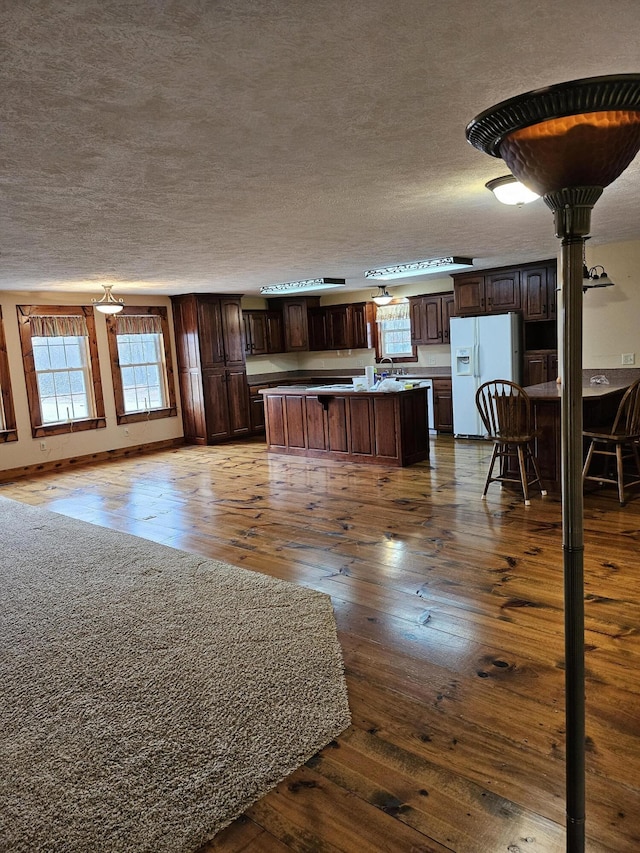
465;75;640;853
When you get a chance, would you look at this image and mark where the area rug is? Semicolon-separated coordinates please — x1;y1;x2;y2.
0;496;350;853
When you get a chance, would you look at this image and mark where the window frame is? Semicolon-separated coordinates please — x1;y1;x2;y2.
373;305;418;365
105;306;177;425
18;305;107;438
0;307;18;443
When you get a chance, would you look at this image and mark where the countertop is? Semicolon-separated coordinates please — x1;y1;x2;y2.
260;383;428;396
523;380;632;400
248;369;451;386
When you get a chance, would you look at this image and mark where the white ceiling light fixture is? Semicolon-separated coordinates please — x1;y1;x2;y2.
260;277;345;295
92;284;124;314
364;256;474;280
485;174;541;206
371;285;393;306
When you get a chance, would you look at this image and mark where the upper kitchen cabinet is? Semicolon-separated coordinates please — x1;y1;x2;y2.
267;297;320;352
410;292;455;345
521;264;557;321
307;302;371;351
243;310;284;355
485;269;521;313
452;274;485;316
171;294;250;444
452;260;556;319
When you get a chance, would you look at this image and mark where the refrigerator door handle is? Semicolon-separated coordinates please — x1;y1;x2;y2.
473;343;480;378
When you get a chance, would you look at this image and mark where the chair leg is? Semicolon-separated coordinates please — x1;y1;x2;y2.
482;444;500;500
516;444;530;506
582;439;596;482
616;443;625;505
527;445;547;496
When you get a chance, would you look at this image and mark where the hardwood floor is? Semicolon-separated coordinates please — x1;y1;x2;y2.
2;435;640;852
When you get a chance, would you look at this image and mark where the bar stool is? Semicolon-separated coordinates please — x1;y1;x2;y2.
475;379;547;506
582;377;640;505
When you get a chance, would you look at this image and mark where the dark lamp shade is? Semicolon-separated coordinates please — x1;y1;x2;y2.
499;109;640;196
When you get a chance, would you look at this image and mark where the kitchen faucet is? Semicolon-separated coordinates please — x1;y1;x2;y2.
379;356;394;375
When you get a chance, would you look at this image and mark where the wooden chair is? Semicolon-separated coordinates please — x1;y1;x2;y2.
582;377;640;505
475;380;547;506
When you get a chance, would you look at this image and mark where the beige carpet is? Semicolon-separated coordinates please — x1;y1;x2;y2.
0;496;350;853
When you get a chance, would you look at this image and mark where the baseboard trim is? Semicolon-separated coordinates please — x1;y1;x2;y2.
0;438;185;483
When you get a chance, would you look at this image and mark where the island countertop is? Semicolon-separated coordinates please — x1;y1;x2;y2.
260;384;430;466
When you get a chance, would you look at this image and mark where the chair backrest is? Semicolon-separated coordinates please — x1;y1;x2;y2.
476;380;532;440
611;377;640;436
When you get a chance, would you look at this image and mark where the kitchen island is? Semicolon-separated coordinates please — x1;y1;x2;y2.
260;385;430;466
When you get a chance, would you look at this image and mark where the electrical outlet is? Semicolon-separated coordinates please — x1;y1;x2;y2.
356;359;363;367
622;353;636;365
427;355;437;366
40;441;47;451
124;428;130;436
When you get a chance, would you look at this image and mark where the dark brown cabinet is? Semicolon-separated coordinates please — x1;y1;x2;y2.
453;274;486;316
433;379;453;433
243;310;284;355
522;265;557;321
485;269;521;313
453;260;555;319
172;294;250;444
280;298;313;352
410;292;455;345
308;302;371;351
523;351;559;386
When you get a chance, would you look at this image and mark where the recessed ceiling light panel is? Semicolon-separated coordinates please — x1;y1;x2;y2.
260;277;346;295
364;257;473;280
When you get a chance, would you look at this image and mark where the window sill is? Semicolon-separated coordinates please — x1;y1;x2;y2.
0;429;18;443
116;407;178;425
32;418;107;438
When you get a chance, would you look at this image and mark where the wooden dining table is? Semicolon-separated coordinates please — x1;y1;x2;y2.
522;379;631;493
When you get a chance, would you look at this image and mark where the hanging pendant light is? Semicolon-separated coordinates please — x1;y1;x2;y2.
371;285;393;306
92;285;125;314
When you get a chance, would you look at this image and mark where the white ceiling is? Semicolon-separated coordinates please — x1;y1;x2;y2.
3;0;640;297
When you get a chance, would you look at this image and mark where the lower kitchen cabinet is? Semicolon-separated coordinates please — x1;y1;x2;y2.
523;350;558;386
433;379;453;433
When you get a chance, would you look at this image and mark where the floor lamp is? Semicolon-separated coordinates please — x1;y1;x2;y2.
466;74;640;853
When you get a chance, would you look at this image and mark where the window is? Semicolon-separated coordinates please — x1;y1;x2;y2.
105;307;177;425
18;306;106;437
375;302;414;359
0;307;18;442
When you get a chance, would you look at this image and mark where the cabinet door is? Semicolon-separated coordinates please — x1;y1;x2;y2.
327;305;350;349
349;303;369;349
454;275;485;315
226;368;251;436
523;352;549;386
220;298;246;366
410;297;426;345
485;270;521;313
433;379;453;433
283;301;309;351
423;296;444;344
244;312;268;355
441;294;455;344
197;299;226;368
202;369;231;440
522;267;550;321
266;311;284;353
308;307;328;351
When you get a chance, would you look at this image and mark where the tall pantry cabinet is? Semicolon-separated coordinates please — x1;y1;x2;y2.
171;294;250;444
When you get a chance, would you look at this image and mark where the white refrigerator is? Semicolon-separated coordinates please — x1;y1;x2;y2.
450;313;521;437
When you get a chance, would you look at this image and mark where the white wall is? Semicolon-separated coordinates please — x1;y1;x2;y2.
0;292;183;472
582;239;640;369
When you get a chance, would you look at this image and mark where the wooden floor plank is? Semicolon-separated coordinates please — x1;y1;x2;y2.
2;435;640;852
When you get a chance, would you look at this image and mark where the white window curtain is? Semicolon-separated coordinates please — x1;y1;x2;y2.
115;314;162;335
29;315;89;338
375;302;410;322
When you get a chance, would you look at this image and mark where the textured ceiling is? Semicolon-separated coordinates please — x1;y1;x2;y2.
2;0;640;296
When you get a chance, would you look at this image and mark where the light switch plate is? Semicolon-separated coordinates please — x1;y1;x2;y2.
622;353;635;365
